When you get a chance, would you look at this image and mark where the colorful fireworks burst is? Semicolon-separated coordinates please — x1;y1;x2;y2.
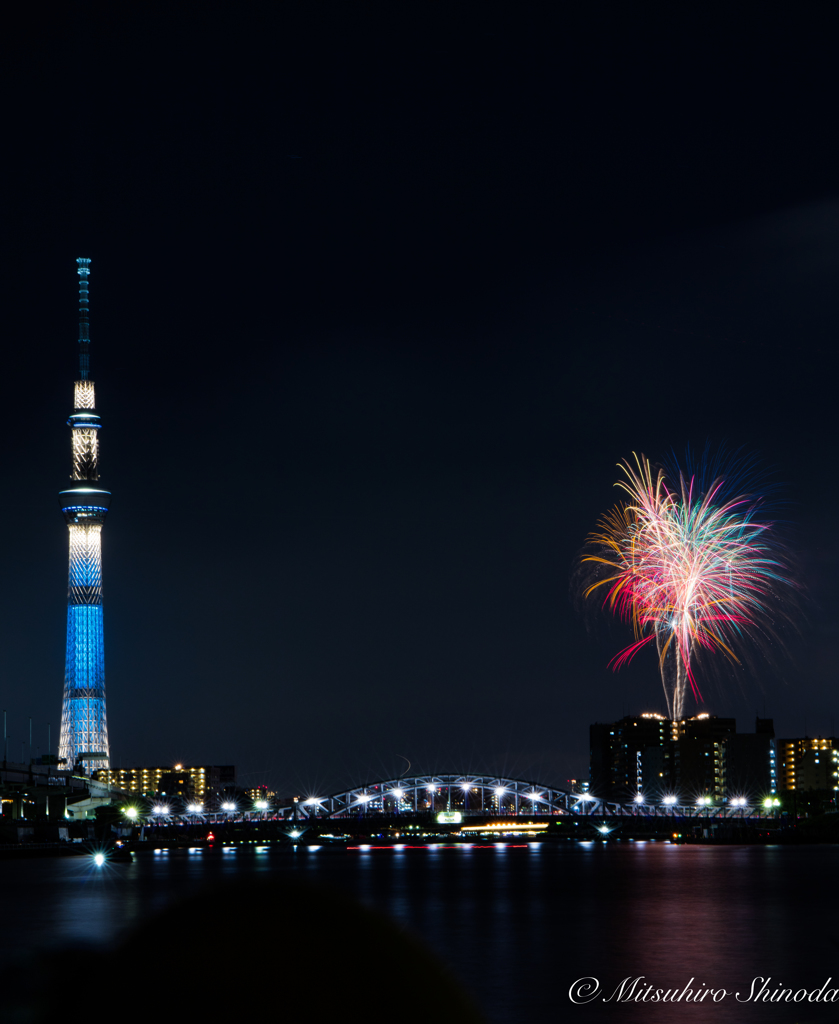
581;453;794;719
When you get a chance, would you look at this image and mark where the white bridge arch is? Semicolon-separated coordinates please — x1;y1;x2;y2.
291;775;623;818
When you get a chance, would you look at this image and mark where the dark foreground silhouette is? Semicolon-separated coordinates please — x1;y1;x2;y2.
14;876;485;1023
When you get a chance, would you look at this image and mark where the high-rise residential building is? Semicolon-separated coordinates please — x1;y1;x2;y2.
93;765;237;801
590;713;672;801
58;259;111;773
673;713;736;799
775;737;839;792
726;717;777;796
589;713;774;802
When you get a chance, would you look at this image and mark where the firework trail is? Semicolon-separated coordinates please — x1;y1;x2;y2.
581;453;794;720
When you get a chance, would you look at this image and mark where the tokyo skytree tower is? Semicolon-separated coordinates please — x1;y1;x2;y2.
57;258;111;772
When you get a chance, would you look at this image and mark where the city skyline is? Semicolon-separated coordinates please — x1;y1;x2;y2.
3;7;838;795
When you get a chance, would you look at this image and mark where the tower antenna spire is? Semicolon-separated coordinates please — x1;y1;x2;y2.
59;258;111;774
76;258;91;380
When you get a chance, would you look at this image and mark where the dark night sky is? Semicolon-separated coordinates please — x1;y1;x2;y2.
3;4;838;794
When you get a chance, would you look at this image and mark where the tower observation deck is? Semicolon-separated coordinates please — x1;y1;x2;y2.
57;258;111;772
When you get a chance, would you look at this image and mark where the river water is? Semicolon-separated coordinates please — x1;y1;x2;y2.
2;841;837;1023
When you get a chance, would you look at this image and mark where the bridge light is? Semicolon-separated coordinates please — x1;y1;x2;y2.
494;787;506;797
392;788;405;800
152;804;169;815
461;783;471;791
426;785;436;792
305;797;320;805
762;797;773;808
221;802;236;812
579;792;593;802
357;794;370;803
123;806;138;819
662;796;677;806
634;794;644;804
254;800;268;810
187;803;203;813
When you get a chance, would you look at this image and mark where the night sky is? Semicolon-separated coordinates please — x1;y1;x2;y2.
3;5;838;795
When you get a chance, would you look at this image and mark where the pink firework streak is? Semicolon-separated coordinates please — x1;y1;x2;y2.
581;453;794;720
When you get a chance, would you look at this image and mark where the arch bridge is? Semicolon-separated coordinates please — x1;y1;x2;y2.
291;775;623;818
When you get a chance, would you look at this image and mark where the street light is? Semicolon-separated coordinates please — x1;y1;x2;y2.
123;806;138;820
461;782;471;813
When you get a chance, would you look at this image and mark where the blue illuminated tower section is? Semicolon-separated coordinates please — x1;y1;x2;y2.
57;258;111;772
